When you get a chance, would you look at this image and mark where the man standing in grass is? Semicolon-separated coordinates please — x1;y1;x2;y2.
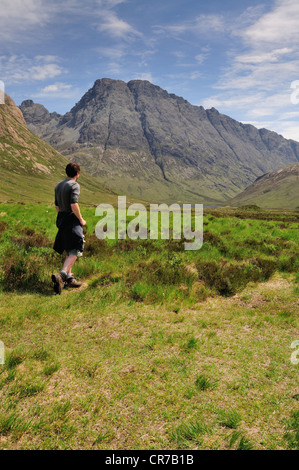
52;163;86;295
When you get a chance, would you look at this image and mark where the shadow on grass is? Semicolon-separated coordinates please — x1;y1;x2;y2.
1;282;59;297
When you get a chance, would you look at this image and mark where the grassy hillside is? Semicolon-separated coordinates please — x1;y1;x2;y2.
229;163;299;210
0;204;298;450
0;94;117;205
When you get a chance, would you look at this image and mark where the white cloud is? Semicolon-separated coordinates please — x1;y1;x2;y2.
235;48;293;65
202;92;264;111
276;124;299;141
201;0;299;142
241;0;299;46
133;72;154;83
195;54;206;65
97;45;127;59
155;14;225;38
203;88;299;140
189;71;202;80
172;51;185;60
169;49;209;69
0;55;65;83
242;119;299;141
0;0;50;23
33;82;77;98
97;10;141;39
40;83;72;93
98;0;127;7
219;1;299;93
193;15;225;34
0;0;55;41
0;0;139;43
203;88;294;119
106;61;123;75
30;64;64;81
215;59;299;92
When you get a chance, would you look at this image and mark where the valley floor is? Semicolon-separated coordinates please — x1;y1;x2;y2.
0;275;298;450
0;205;298;450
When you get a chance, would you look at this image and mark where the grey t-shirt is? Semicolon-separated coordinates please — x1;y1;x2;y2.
55;178;80;213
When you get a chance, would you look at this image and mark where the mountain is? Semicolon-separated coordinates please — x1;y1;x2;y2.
228;162;299;210
20;78;299;204
0;93;116;204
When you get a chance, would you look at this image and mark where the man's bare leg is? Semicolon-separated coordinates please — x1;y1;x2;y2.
61;255;82;288
52;255;81;294
62;255;78;274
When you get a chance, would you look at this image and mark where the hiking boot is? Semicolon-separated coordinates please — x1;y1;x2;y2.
65;276;82;288
51;273;65;295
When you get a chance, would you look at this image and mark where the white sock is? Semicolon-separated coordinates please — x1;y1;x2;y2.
60;270;68;279
67;273;73;279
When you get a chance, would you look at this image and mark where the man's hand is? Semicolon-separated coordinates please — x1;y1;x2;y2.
71;203;86;226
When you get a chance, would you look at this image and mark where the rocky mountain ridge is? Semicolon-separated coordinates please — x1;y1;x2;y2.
20;78;299;203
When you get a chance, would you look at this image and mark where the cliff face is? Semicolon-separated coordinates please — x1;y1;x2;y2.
20;79;299;203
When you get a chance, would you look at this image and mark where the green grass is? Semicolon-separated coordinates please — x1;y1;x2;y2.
218;409;242;429
170;419;210;447
0;204;298;449
195;374;218;391
229;430;254;450
284;411;299;450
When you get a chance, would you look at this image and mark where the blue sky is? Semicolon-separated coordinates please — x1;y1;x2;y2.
1;0;299;140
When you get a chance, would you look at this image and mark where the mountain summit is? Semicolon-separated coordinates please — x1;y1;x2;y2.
20;79;299;203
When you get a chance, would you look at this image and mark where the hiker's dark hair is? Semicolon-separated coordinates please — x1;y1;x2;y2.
66;163;81;178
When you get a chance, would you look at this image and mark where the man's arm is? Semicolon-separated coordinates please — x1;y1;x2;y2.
56;206;60;213
71;203;86;226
